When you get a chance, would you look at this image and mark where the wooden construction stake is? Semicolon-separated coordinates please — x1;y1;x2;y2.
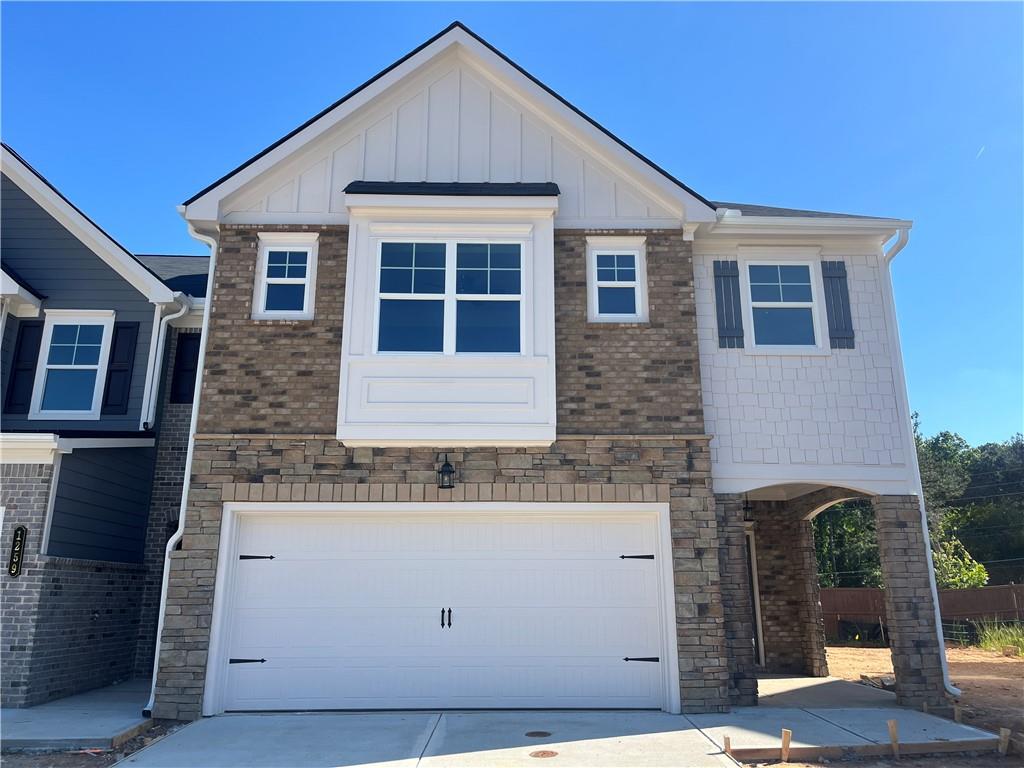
888;719;900;759
998;728;1011;756
722;735;731;756
954;704;963;723
780;729;792;763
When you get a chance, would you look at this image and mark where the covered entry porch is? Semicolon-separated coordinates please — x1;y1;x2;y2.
716;485;954;710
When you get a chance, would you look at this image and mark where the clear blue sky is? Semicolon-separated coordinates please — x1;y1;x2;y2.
3;3;1020;444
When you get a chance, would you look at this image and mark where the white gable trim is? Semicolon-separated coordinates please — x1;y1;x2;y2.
1;146;175;304
182;25;716;226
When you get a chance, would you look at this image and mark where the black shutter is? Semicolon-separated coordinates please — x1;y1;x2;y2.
822;261;855;349
4;320;43;414
713;260;744;348
101;322;139;414
169;333;201;404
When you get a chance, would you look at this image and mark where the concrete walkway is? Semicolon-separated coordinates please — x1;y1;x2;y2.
757;674;897;708
117;711;735;768
1;678;150;752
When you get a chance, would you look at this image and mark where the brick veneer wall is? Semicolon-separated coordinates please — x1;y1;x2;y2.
1;463;53;707
1;463;145;707
749;500;828;676
134;328;200;676
872;494;949;708
152;437;730;720
715;493;757;705
198;226;703;436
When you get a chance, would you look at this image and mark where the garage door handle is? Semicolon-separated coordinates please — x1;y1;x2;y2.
447;608;452;628
441;608;445;628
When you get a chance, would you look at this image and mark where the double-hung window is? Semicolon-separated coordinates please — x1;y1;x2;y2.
586;236;648;322
747;263;817;346
253;232;318;319
29;310;115;419
376;241;523;354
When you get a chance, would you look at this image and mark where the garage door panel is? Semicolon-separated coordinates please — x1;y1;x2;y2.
222;512;666;711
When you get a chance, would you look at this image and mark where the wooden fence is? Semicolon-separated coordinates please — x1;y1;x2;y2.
820;585;1024;643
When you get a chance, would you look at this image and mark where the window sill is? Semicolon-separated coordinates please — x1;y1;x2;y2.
742;344;832;357
27;411;102;421
588;316;649;325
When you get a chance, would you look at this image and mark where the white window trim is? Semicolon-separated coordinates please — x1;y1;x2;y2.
586;236;649;323
252;232;319;320
29;309;115;421
373;238;527;356
737;248;830;356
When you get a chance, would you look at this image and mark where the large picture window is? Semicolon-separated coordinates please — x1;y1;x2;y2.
29;310;115;420
747;263;817;346
376;241;523;354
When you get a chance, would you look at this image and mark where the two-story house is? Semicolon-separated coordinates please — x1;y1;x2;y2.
148;23;953;719
0;144;207;707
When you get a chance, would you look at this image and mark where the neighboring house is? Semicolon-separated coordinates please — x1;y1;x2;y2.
0;144;207;707
141;22;950;719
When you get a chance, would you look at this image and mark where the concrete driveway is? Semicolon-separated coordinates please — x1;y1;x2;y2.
117;711;735;768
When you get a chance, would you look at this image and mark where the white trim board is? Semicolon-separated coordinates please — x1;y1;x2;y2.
203;501;680;716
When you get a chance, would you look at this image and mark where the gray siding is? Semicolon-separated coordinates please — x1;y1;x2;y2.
48;447;156;563
0;173;155;431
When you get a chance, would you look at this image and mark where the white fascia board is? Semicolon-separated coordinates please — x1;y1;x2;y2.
183;27;714;225
1;149;175;304
0;433;60;464
706;214;913;239
339;424;556;448
56;437;155;450
712;461;919;497
171;300;206;329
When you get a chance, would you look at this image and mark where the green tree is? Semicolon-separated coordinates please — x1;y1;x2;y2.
931;537;988;589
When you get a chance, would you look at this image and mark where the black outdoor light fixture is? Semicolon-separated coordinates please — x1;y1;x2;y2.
437;454;456;489
742;493;754;522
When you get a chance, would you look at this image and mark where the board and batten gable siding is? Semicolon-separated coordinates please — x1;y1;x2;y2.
0;173;156;431
48;447;156;563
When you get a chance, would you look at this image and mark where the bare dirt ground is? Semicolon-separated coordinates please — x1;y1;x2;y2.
754;645;1024;768
2;721;184;768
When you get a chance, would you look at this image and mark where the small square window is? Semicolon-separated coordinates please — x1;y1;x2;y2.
254;235;318;320
587;239;648;322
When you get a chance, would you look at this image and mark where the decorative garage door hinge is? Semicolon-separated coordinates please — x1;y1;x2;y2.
229;658;267;664
622;657;660;662
239;555;275;560
619;554;654;559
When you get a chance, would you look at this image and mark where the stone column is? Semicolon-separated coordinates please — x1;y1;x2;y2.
715;493;758;705
872;494;949;708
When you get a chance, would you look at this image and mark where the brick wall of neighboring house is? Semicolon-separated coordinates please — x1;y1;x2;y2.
134;327;199;677
152;437;729;720
151;224;729;719
1;463;145;707
1;463;53;707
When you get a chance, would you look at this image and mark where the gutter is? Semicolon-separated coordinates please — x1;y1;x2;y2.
881;227;960;699
142;293;192;430
144;221;217;718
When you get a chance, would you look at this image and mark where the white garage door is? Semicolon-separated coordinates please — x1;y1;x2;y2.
220;512;667;711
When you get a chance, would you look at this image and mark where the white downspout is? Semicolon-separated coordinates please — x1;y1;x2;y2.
882;227;960;698
142;294;192;430
144;222;217;717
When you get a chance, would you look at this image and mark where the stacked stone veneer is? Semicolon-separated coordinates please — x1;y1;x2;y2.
872;495;949;708
153;437;729;720
152;224;734;719
134;327;200;676
1;463;144;707
715;493;757;705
